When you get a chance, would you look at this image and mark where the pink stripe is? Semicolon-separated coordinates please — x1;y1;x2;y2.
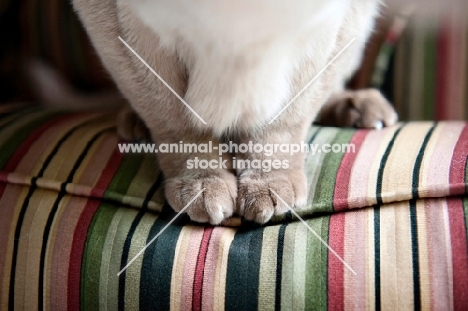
50;197;89;310
343;210;367;310
447;198;468;310
193;227;214;311
348;129;390;208
201;227;225;311
424;123;465;198
425;199;453;309
449;124;468;195
181;228;205;311
328;212;345;311
333;130;369;211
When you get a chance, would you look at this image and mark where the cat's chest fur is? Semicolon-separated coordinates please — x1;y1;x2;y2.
123;0;379;134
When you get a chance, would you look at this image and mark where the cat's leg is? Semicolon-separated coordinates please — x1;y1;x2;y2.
315;89;398;129
73;0;237;224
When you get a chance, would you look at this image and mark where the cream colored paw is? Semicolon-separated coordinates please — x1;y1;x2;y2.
165;170;237;225
316;89;398;129
237;170;307;224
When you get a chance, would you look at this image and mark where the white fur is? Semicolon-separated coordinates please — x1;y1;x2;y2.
126;0;359;133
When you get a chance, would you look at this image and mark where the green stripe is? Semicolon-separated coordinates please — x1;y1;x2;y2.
304;216;330;310
463;198;468;243
0;111;62;169
103;208;139;311
312;128;355;213
103;153;145;202
423;30;437;120
81;203;118;310
225;226;263;311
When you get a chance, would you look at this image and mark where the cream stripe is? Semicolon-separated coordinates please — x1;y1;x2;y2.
281;223;299;311
13;114;100;177
18;190;58;309
0;185;29;310
258;225;280;310
42;119;115;183
292;223;309;310
171;226;196;311
212;228;236;311
365;207;376;311
415;200;430;310
365;126;401;207
441;201;454;311
381;123;434;203
380;202;414;309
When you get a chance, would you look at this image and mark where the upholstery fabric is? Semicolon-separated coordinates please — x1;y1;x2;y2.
0;107;467;310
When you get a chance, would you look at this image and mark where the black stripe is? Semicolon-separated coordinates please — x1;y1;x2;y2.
7;115;104;310
38;128;111;311
139;203;187;311
118;174;163;311
374;124;405;311
376;124;405;205
225;226;263;311
308;127;322;145
275;223;288;311
409;199;421;311
409;124;436;310
412;124;436;199
374;205;381;311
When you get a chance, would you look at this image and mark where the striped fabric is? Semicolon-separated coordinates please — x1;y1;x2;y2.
390;13;468;121
0;108;467;310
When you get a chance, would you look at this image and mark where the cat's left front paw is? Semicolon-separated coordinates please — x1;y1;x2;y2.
316;89;398;129
237;170;307;224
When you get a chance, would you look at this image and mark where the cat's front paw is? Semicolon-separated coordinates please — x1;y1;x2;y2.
165;170;237;225
316;89;398;129
237;170;307;224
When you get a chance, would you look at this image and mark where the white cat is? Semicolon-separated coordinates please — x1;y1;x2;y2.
71;0;409;224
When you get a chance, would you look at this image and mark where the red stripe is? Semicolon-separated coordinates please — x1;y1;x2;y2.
449;124;468;195
447;198;468;311
436;22;450;120
90;147;125;198
328;212;346;311
333;130;369;212
67;200;101;310
192;227;214;311
68;145;125;309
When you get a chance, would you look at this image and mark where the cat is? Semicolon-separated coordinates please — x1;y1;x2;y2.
71;0;400;224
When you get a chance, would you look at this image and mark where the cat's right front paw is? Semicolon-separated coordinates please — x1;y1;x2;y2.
165;170;237;225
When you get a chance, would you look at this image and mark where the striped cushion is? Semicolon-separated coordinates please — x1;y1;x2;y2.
0;107;467;309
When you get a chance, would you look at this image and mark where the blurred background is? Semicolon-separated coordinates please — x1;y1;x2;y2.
0;0;467;120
